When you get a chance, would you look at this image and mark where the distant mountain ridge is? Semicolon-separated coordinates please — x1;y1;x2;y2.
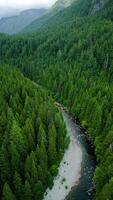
23;0;111;33
0;0;111;35
0;7;21;19
0;8;47;34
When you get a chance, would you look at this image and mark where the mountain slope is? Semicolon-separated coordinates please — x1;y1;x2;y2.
0;8;47;35
0;66;68;199
23;0;111;33
0;0;113;199
23;0;91;33
50;0;75;12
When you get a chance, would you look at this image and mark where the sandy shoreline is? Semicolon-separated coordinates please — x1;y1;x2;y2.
43;110;83;200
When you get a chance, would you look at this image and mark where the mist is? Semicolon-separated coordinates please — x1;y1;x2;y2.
0;0;57;18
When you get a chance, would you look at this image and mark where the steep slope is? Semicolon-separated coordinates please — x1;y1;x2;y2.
0;0;113;199
23;0;111;33
0;8;47;35
50;0;75;12
90;0;111;15
23;0;92;33
0;66;68;199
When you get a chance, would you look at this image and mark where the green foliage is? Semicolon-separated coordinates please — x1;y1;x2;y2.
2;183;16;200
48;122;57;165
50;165;58;176
0;0;113;199
0;67;67;199
23;181;32;200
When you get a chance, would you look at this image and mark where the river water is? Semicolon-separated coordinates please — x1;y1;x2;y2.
43;107;96;200
61;110;96;200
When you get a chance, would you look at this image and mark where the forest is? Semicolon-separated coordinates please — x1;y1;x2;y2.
0;66;68;200
0;0;113;199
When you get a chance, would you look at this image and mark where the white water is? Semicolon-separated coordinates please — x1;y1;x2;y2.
43;109;83;200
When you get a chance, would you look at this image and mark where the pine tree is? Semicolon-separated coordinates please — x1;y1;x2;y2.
10;119;25;155
23;118;35;152
24;181;32;200
0;145;10;182
9;141;20;172
2;183;16;200
33;181;44;200
30;151;38;184
25;151;38;184
13;172;22;200
48;122;57;166
37;123;46;146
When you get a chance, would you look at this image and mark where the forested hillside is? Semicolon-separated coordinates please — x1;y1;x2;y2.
22;0;92;33
0;0;113;199
0;67;68;200
22;0;112;33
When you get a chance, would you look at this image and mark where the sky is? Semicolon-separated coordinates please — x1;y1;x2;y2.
0;0;57;9
0;0;57;18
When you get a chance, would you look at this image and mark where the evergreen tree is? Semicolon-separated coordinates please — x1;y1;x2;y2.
33;181;44;200
13;172;22;200
24;181;32;200
48;122;57;166
2;183;16;200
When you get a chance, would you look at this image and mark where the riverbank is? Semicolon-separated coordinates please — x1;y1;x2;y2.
55;102;95;151
43;108;83;200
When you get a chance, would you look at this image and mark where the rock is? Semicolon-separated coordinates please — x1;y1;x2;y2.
90;0;110;15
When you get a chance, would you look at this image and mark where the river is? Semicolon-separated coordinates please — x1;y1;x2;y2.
43;107;95;200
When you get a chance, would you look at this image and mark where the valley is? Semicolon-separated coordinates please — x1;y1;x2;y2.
0;0;113;199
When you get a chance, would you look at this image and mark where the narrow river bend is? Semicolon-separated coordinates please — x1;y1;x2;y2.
43;107;95;200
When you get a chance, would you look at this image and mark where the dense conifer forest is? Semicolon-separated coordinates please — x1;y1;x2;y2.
0;0;113;199
0;67;68;200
